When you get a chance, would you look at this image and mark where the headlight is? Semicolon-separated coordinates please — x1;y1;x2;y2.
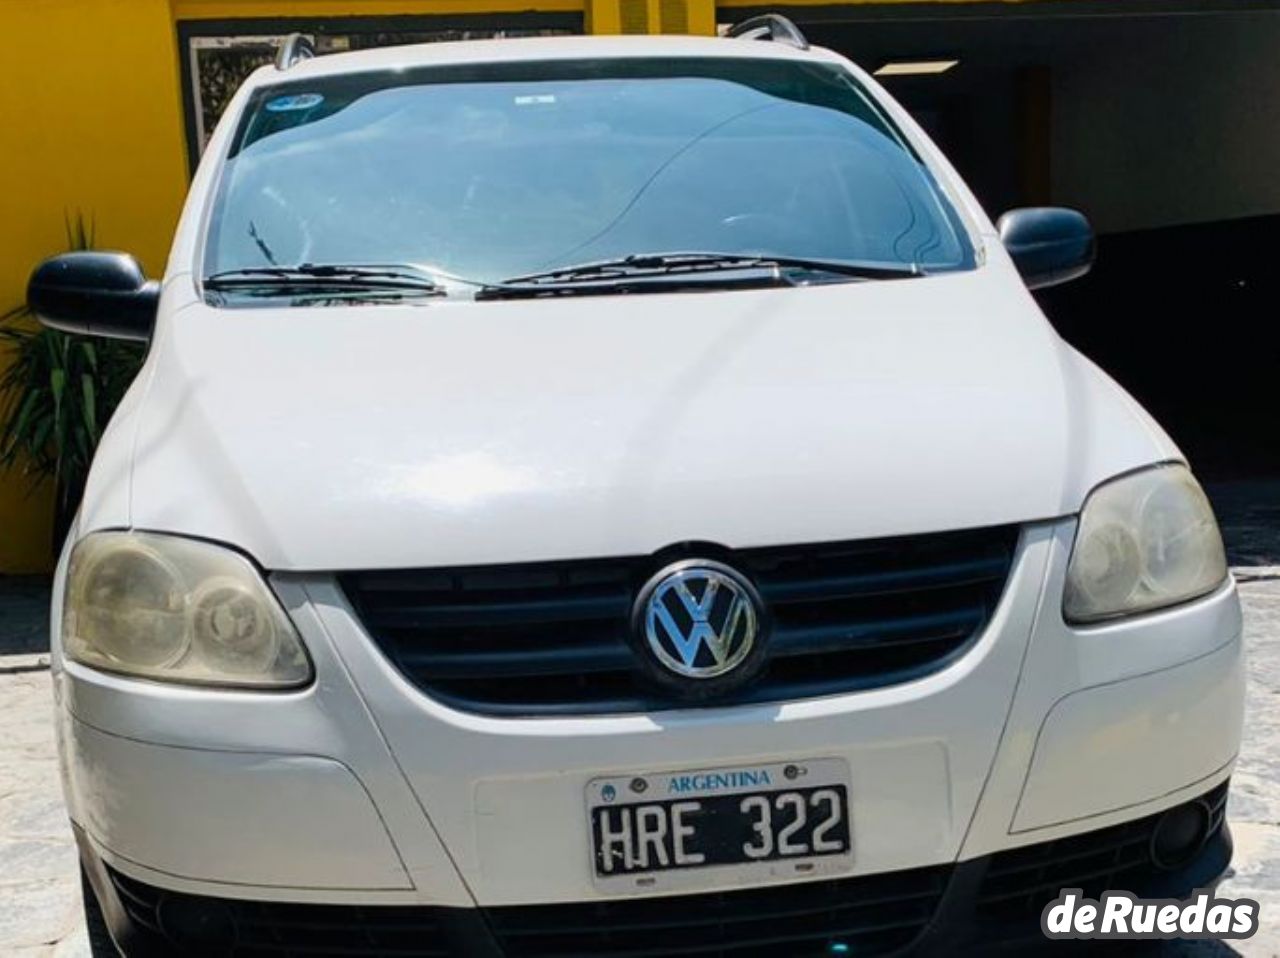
63;532;311;688
1064;464;1227;624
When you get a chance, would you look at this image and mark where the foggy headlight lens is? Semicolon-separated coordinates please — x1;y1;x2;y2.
1064;464;1227;623
64;532;311;687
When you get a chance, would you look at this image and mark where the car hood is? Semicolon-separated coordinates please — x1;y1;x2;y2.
98;269;1176;571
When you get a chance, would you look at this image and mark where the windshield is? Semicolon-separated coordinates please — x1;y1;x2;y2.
204;56;975;300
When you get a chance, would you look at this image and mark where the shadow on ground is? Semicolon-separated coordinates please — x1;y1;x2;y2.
0;575;50;656
1208;482;1280;572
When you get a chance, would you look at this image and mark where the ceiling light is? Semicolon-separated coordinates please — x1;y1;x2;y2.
874;59;959;77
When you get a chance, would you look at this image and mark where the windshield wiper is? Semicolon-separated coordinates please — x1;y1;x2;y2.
204;263;446;299
477;252;923;299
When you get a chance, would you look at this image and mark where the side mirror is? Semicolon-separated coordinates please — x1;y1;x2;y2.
997;207;1095;290
27;252;158;342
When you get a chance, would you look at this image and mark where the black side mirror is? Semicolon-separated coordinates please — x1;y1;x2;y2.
27;252;158;342
997;207;1095;290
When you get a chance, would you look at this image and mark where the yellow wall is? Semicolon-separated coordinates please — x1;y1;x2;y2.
0;0;191;572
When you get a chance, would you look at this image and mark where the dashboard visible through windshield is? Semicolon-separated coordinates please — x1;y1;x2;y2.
203;56;976;304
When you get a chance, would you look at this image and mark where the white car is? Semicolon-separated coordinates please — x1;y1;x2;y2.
30;18;1243;957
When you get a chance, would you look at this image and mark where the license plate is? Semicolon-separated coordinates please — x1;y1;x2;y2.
587;759;851;889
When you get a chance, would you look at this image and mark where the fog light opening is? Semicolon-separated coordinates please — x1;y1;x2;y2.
157;893;237;954
1150;799;1213;870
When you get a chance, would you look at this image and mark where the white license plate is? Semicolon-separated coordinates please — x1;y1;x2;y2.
587;758;853;892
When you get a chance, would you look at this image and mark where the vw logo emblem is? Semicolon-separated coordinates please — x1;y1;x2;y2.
636;560;763;681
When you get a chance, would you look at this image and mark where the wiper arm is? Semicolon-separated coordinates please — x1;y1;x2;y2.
480;252;922;298
495;253;768;285
204;263;445;296
747;254;923;280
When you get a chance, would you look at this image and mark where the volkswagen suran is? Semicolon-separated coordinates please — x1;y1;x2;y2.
30;18;1244;957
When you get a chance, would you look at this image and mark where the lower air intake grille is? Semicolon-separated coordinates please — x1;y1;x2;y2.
339;525;1019;717
487;865;949;957
976;781;1230;920
107;868;449;956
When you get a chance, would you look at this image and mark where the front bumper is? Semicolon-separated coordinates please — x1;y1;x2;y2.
53;518;1245;950
80;782;1233;956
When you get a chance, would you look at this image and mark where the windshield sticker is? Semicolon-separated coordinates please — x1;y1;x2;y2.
265;93;325;112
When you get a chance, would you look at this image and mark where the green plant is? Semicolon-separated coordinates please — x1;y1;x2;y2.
0;216;144;549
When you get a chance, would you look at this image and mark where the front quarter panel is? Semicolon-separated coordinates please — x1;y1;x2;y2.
961;520;1243;854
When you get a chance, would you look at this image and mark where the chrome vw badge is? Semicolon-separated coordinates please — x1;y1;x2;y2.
637;560;763;680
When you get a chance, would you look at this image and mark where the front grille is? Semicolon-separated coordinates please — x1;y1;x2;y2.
487;866;950;957
976;781;1230;920
340;525;1019;716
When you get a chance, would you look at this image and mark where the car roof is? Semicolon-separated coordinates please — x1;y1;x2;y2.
251;34;848;86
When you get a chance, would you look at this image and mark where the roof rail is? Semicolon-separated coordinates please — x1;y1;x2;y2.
275;33;316;71
726;14;809;51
